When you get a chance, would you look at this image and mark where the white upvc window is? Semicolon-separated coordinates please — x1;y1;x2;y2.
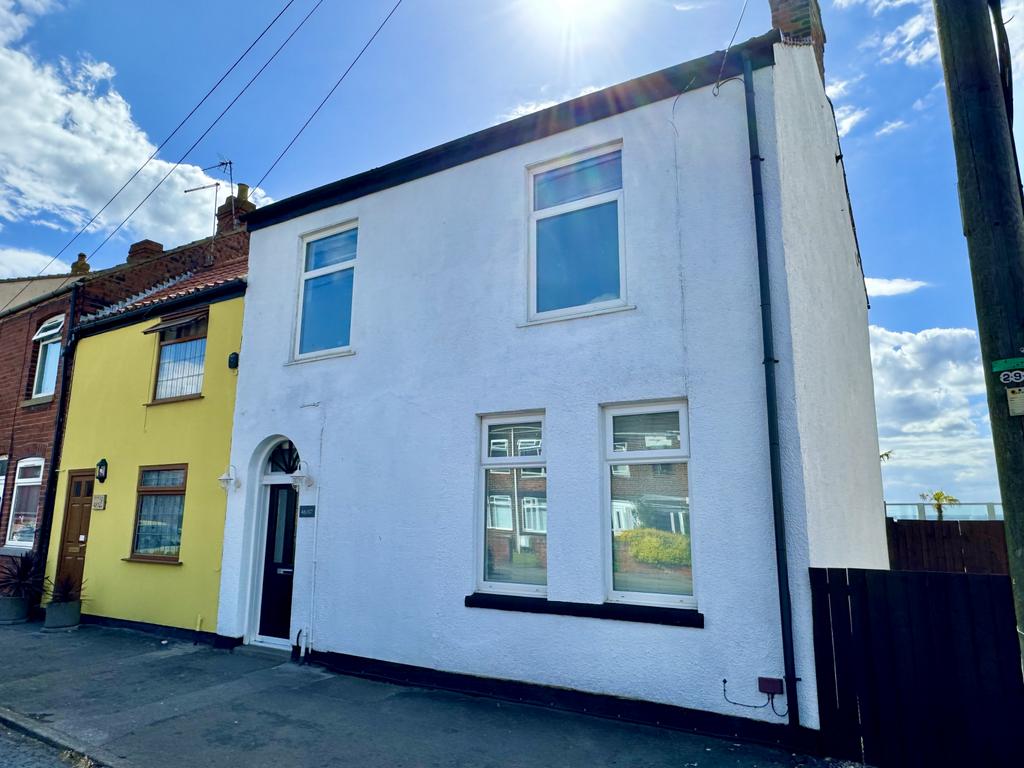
521;496;548;534
295;222;358;360
0;455;7;517
31;315;64;398
528;143;626;322
603;402;694;609
479;414;547;595
6;457;44;548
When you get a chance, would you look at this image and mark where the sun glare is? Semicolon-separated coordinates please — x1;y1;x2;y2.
528;0;619;30
549;0;588;23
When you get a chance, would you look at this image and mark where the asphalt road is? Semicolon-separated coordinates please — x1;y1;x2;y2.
0;725;74;768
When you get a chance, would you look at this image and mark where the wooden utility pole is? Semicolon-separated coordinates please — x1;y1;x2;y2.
933;0;1024;673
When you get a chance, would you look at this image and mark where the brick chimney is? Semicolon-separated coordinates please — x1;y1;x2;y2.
70;253;90;275
216;182;257;233
768;0;826;81
127;239;164;264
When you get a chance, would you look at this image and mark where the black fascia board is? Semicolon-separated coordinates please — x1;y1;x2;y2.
246;31;780;231
74;279;246;339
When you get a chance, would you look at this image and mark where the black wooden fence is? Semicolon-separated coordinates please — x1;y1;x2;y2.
810;567;1024;768
886;519;1008;574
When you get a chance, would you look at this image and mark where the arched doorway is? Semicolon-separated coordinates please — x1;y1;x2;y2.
252;440;300;645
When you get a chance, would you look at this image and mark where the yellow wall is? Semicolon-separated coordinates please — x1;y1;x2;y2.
46;296;243;633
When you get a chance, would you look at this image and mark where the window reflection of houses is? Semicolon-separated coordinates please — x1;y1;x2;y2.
482;420;547;588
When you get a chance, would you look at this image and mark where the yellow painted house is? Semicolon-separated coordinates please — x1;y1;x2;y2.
45;256;247;637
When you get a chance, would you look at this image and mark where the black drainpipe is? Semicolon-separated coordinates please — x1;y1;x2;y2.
741;52;800;730
35;282;80;579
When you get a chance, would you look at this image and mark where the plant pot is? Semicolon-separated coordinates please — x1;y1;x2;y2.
44;600;81;629
0;596;29;625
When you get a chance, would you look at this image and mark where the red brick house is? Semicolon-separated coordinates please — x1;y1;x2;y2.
0;190;253;565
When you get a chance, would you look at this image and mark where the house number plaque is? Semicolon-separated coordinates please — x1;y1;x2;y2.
92;495;107;510
299;505;316;518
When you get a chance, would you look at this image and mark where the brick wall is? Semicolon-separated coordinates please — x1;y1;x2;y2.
0;293;72;555
0;222;250;561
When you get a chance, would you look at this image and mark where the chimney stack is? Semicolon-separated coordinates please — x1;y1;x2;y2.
127;239;164;264
70;253;91;276
768;0;826;82
216;182;257;234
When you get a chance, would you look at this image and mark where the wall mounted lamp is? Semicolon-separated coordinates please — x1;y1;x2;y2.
290;461;314;491
218;465;240;491
95;458;108;483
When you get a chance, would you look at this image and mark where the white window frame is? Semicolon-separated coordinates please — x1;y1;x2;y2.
486;494;514;531
602;401;694;609
521;496;547;534
31;315;64;398
478;412;546;596
6;457;44;548
293;220;358;362
527;142;627;323
0;455;7;517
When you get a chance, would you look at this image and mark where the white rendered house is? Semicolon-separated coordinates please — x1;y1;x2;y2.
216;6;886;745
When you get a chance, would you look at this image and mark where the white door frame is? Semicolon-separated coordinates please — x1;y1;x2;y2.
246;471;298;650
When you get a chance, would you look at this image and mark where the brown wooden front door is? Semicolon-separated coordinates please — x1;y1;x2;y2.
56;471;95;590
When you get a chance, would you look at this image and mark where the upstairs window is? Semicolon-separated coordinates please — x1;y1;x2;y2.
297;225;358;358
31;315;64;398
146;310;208;401
6;457;43;548
529;146;625;320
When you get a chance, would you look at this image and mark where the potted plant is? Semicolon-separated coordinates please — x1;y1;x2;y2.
44;574;84;630
0;552;45;624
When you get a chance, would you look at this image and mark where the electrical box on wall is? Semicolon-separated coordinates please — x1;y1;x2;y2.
758;677;784;696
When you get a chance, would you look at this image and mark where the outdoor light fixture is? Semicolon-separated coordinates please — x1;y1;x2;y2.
218;465;240;491
290;461;314;491
95;458;108;483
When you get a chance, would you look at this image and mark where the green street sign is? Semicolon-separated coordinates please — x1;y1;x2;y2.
992;357;1024;372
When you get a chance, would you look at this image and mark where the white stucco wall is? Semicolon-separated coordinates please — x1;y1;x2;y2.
769;45;889;571
217;44;882;729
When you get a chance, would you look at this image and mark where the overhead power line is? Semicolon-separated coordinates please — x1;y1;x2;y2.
0;0;299;314
3;0;328;316
78;0;327;264
255;0;404;189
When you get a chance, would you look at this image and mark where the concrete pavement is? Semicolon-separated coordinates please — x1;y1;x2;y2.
0;623;829;768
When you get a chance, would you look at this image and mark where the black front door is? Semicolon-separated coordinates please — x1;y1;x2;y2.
258;484;298;640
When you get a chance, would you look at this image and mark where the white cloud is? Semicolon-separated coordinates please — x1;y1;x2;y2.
1004;2;1024;170
498;85;601;123
0;2;270;264
0;0;58;46
499;99;558;121
833;0;920;13
878;10;939;65
864;276;928;296
835;105;869;136
869;325;999;501
825;74;864;100
0;246;69;278
672;2;708;10
875;118;909;136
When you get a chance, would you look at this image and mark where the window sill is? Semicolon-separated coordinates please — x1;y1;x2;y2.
285;348;356;366
121;556;183;566
464;593;704;628
518;303;635;328
0;545;34;557
20;394;54;408
145;394;204;407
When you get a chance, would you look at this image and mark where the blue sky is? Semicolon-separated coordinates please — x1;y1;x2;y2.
1;0;1018;502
